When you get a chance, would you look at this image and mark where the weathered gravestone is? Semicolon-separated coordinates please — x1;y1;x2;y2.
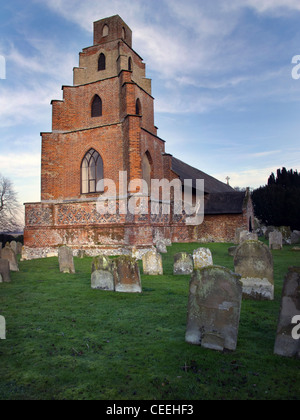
91;255;114;291
239;230;258;244
1;243;19;272
16;242;23;255
78;250;86;259
0;259;11;283
142;250;163;276
274;267;300;358
193;248;213;270
269;231;283;250
185;266;242;351
291;231;300;245
156;240;167;254
234;240;274;300
228;246;237;257
58;246;75;274
173;253;194;275
113;256;142;293
10;241;17;255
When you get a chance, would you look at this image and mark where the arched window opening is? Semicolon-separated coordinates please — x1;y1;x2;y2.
128;57;132;71
98;53;106;71
142;151;153;195
122;27;126;40
136;98;141;116
103;24;109;37
81;149;103;194
91;95;102;117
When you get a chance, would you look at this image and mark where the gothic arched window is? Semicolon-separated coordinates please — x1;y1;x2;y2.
128;57;132;71
98;53;106;71
91;95;102;117
81;149;104;194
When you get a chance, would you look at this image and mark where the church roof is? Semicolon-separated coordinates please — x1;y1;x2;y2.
204;192;246;215
171;156;246;215
171;156;234;194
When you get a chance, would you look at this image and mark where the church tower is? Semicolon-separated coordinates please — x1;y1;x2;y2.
24;15;169;257
41;15;165;201
23;15;253;259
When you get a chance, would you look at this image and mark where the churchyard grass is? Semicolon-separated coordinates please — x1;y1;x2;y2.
0;242;299;400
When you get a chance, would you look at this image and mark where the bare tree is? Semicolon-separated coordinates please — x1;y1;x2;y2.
0;174;23;232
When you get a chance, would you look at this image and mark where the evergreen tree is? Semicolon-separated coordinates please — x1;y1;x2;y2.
252;168;300;230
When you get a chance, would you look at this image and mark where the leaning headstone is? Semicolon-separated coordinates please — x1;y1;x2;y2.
156;240;167;254
173;253;194;275
234;240;274;300
58;246;75;274
142;250;163;275
113;256;142;293
91;255;114;291
1;243;19;272
185;266;242;351
274;267;300;358
0;259;11;283
193;248;213;270
269;231;283;250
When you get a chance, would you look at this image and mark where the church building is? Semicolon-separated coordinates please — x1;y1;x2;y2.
23;15;253;259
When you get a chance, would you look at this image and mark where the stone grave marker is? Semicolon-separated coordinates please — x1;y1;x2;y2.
10;241;17;254
142;250;163;275
58;245;75;274
156;240;167;254
239;230;258;244
113;256;142;293
234;240;274;300
16;242;23;255
173;253;194;275
0;259;11;283
1;243;19;272
269;231;283;250
91;255;114;291
228;246;237;257
185;266;242;351
274;267;300;358
291;231;300;245
193;248;213;270
78;250;86;259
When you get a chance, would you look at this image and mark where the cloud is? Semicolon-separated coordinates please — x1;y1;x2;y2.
0;152;40;178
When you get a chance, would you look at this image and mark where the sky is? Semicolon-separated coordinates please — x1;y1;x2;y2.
0;0;300;208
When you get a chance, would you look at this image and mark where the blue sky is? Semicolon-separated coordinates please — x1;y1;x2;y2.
0;0;300;207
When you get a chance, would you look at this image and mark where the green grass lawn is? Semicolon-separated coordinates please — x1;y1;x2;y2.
0;242;299;400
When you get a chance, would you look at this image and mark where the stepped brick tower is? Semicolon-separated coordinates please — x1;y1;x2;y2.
23;15;253;259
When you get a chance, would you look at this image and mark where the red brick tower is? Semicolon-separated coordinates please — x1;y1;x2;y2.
24;15;169;258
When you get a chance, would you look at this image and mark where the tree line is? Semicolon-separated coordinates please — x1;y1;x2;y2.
252;168;300;231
